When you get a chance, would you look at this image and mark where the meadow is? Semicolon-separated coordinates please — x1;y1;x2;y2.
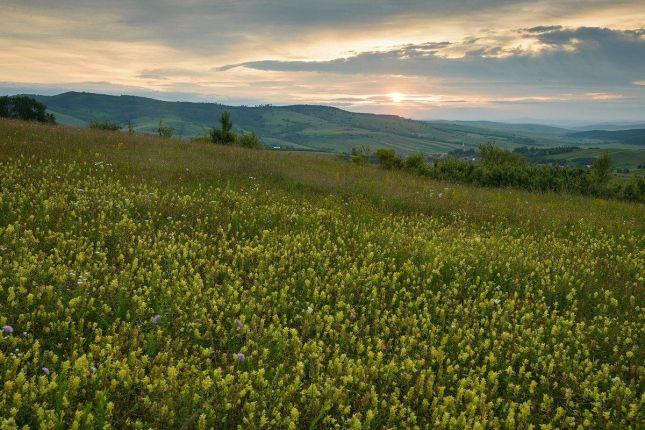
0;119;643;429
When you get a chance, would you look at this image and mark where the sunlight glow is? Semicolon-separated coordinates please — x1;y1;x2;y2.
388;92;404;103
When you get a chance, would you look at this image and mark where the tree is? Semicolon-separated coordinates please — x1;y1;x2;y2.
403;153;426;172
210;111;236;145
479;141;525;166
591;152;612;186
0;95;55;124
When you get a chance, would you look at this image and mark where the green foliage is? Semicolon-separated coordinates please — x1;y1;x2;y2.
0;119;642;428
350;145;371;165
375;148;402;169
590;152;612;185
514;146;581;157
0;95;55;124
157;120;174;138
238;131;263;149
479;141;525;166
403;153;426;172
210;111;236;145
90;120;122;131
373;144;643;202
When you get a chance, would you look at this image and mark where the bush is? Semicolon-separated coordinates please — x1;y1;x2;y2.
350;146;371;165
403;154;426;172
90;121;122;131
0;95;55;124
238;131;263;149
157;121;174;138
370;143;642;202
376;149;402;170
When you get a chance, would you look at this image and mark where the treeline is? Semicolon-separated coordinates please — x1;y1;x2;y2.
513;146;581;156
351;143;644;202
0;96;55;124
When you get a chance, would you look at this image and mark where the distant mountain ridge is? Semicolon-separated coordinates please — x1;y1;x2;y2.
29;91;643;154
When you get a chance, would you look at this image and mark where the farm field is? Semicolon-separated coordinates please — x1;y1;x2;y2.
0;119;643;429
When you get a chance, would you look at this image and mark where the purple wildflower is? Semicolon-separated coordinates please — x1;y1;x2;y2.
2;325;13;335
41;367;50;376
236;352;246;362
151;314;161;325
350;311;356;320
235;318;244;330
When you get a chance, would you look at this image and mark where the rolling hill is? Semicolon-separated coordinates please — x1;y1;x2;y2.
566;129;645;146
29;91;627;155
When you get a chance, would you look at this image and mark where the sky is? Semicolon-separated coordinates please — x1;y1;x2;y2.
1;0;644;123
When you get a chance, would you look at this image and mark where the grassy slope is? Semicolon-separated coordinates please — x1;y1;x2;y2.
1;119;641;231
0;119;643;428
32;92;623;155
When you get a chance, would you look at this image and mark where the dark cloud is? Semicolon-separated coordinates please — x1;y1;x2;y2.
524;25;563;33
3;0;637;54
227;27;645;87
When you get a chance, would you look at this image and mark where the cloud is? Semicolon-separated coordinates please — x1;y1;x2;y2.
524;25;564;33
137;68;208;80
226;27;645;88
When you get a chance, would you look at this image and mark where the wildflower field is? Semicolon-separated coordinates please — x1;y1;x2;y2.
0;119;643;429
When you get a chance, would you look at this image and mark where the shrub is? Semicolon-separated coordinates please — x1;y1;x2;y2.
157;121;174;138
238;131;263;149
370;144;642;202
350;146;371;165
403;153;426;172
375;148;402;169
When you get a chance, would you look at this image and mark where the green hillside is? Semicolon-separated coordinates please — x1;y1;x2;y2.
31;91;615;155
567;129;645;146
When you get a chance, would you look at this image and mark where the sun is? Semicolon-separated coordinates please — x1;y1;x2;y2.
388;92;404;103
